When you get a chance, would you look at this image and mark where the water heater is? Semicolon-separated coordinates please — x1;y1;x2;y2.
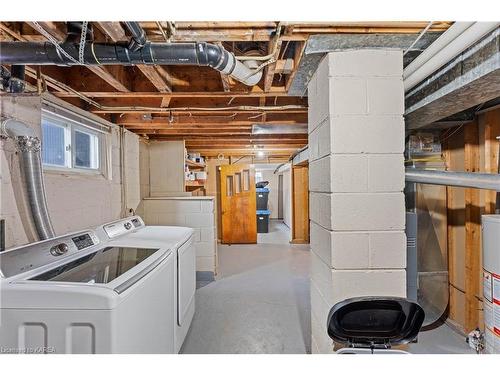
482;215;500;354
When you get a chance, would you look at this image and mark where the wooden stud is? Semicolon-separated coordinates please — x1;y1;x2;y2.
483;109;500;213
263;36;283;92
291;165;309;244
464;121;481;332
285;42;306;92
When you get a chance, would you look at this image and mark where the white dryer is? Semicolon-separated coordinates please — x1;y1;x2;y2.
0;229;176;354
96;216;196;353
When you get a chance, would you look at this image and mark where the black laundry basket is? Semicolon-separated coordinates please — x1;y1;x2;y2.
327;297;425;354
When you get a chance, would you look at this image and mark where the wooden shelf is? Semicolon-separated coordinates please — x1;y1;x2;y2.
185;159;206;169
185;180;205;188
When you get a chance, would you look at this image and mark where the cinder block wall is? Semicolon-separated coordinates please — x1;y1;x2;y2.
143;197;217;274
308;50;407;353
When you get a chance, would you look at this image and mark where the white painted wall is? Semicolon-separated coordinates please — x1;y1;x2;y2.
0;94;140;249
149;140;186;196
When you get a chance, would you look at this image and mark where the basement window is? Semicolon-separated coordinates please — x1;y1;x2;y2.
41;111;103;173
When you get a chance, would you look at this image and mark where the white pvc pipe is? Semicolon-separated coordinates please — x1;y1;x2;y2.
404;22;499;91
403;22;474;78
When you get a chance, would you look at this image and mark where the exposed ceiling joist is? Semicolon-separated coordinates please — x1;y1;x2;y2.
94;21;173;93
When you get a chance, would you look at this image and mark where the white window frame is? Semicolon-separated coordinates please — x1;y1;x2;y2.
41;110;106;176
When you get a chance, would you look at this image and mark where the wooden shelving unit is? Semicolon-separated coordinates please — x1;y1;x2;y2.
185;159;206;169
185;158;207;195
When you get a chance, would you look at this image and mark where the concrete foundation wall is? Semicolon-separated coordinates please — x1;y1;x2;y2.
307;50;407;353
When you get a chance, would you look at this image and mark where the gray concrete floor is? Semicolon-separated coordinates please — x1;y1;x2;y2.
408;322;475;354
181;219;474;354
181;220;311;353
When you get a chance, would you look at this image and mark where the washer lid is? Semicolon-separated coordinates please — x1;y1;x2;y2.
327;297;425;348
29;246;160;285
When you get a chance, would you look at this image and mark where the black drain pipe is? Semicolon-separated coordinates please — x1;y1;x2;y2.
9;65;26;93
124;21;147;51
0;41;263;85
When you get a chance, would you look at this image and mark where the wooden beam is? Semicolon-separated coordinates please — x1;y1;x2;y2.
52;88;290;98
94;21;172;93
263;36;283;92
216;42;232;92
94;22;128;42
160;96;171;108
136;65;172;93
464;121;481;332
483;108;500;214
0;23;28;41
17;22;131;93
220;73;232;92
119;118;304;128
86;66;130;92
274;59;294;74
27;22;66;41
444;138;460;326
285;41;306;92
92;108;307;115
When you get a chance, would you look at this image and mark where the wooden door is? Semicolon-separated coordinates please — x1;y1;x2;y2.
291;164;309;244
220;164;257;244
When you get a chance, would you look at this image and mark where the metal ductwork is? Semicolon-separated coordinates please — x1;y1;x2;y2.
1;118;56;240
405;168;500;191
0;40;263;86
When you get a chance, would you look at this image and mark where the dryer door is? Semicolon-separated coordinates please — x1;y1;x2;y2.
177;237;196;326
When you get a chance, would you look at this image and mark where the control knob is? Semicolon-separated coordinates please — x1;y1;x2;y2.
50;243;69;256
124;222;132;230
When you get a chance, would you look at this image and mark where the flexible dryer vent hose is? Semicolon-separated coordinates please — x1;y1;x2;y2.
1;119;56;240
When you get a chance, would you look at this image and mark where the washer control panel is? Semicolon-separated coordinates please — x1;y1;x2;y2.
103;216;145;239
0;230;100;278
71;233;95;250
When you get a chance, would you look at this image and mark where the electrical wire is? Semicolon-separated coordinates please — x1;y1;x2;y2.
439;123;465;143
403;21;434;56
234;22;283;61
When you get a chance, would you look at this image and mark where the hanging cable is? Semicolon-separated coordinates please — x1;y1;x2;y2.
156;21;169;42
234;22;284;61
31;21;81;64
403;21;434;56
78;22;88;65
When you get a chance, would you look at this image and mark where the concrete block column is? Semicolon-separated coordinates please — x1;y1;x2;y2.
308;50;407;354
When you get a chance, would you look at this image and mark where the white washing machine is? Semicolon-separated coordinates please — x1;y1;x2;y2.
96;216;196;353
0;228;176;354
